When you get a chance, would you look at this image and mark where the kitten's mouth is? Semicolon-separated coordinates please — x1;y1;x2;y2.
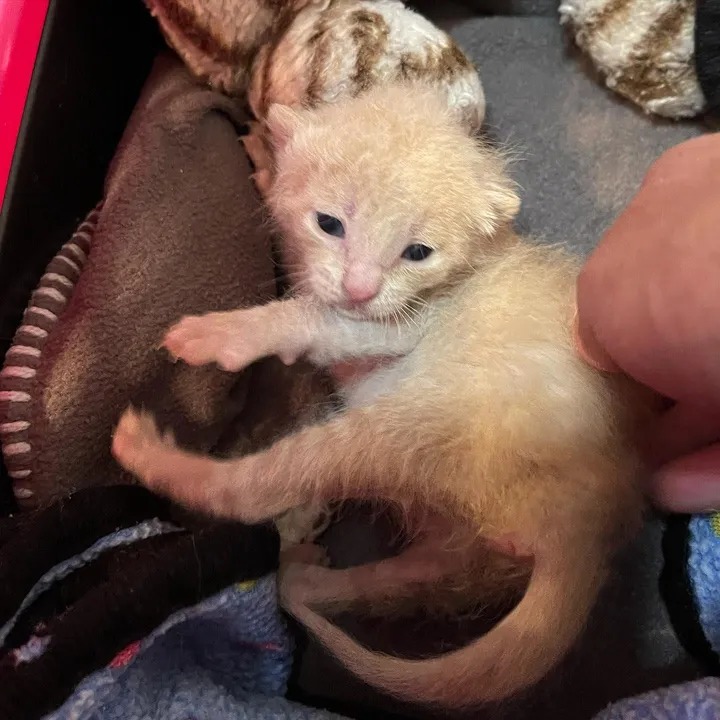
334;303;395;323
335;305;373;320
317;287;401;322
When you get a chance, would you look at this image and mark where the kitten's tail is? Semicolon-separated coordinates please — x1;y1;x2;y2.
283;546;604;708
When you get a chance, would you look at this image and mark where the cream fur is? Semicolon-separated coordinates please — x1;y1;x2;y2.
111;83;652;708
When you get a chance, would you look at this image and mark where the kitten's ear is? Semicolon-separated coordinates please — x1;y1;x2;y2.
474;151;521;235
477;189;521;237
266;105;303;150
144;0;256;95
486;180;521;226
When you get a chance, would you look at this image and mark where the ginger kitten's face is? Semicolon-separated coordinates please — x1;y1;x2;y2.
266;86;519;320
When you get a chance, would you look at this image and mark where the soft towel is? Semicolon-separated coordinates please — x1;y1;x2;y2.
661;513;720;673
44;575;345;720
593;678;720;719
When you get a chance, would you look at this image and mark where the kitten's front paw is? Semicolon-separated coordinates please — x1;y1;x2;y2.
163;312;264;372
111;406;176;488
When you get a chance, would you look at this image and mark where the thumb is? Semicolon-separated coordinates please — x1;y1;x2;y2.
572;309;620;374
643;402;720;469
652;443;720;513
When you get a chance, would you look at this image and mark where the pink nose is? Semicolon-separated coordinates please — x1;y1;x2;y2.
342;265;381;305
343;277;379;304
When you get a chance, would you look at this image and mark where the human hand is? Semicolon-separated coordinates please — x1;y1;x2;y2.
575;134;720;513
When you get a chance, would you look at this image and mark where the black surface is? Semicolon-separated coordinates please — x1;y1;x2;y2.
0;486;170;621
0;512;279;720
696;0;720;115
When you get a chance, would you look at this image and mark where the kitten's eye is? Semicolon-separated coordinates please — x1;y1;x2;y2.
401;244;434;262
316;212;345;238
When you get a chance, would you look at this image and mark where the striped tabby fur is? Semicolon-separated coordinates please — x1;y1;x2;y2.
144;0;484;190
143;0;309;96
246;0;483;128
560;0;705;118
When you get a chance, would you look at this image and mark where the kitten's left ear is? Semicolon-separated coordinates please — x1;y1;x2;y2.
474;152;521;235
486;179;521;226
266;105;303;150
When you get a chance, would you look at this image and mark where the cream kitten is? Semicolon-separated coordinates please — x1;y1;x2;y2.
111;84;652;708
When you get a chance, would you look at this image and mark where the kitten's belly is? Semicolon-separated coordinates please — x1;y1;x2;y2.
330;356;408;408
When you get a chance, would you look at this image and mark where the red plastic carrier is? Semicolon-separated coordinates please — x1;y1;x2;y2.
0;0;50;209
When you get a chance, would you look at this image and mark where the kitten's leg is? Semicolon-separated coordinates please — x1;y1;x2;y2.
112;397;439;525
162;301;310;371
112;406;531;613
280;542;330;567
276;504;335;550
280;522;530;616
112;397;538;556
279;520;468;612
163;297;422;372
280;552;457;615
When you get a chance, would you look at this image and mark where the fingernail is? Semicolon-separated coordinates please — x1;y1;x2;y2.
652;467;720;514
572;309;620;374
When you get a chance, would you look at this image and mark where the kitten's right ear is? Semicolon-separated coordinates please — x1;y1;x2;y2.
266;105;303;150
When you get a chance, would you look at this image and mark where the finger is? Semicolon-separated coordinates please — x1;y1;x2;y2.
643;402;720;468
572;309;620;374
651;443;720;513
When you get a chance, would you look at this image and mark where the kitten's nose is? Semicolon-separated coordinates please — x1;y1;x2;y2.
342;264;381;305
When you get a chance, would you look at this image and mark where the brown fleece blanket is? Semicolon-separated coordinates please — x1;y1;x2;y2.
0;52;328;510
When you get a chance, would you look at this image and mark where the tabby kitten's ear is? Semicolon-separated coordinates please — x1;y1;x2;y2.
144;0;272;95
266;105;303;150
